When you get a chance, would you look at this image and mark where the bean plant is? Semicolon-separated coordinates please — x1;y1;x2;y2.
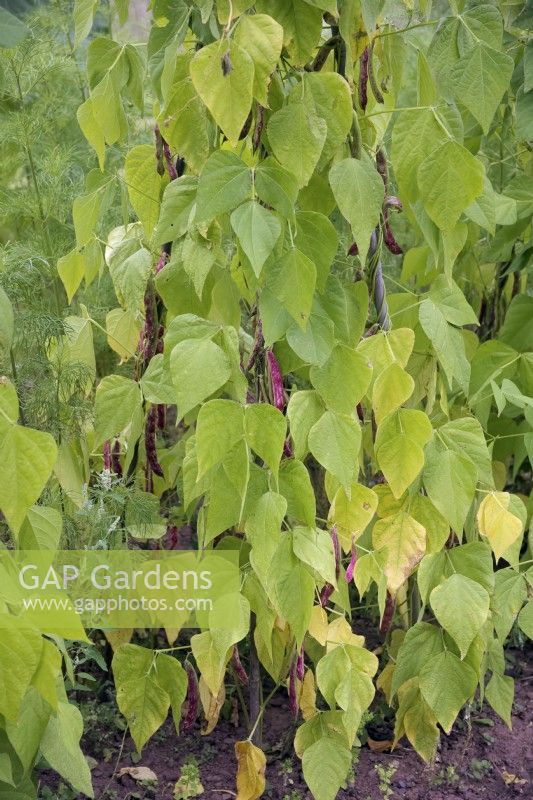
0;1;532;799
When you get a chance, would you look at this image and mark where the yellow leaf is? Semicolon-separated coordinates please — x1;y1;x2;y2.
477;491;524;561
199;676;225;735
299;669;317;721
372;511;426;595
326;617;365;652
104;629;133;651
372;363;414;425
308;605;328;645
328;483;378;551
235;740;266;800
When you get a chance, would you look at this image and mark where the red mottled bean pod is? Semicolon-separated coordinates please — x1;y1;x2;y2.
345;537;357;583
231;647;249;685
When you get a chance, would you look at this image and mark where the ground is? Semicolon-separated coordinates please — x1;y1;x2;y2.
38;641;532;800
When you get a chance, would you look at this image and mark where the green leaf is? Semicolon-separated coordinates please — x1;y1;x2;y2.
372;363;414;426
268;536;315;645
485;673;513;728
153;176;197;245
234;13;283;105
57;249;85;304
308;410;361;492
423;444;477;533
94;375;142;447
429;275;478;326
254;157;299;219
376;434;424;500
302;737;352;800
0;426;57;534
245;403;286;475
499;295;533;353
329;153;385;261
373;511;426;595
258;0;323;66
77;97;106;170
196;400;245;478
124;145;161;238
170;339;231;418
0;8;30;48
419;650;478;733
105;308;141;362
190;40;254;144
518;601;533;640
107;242;152;312
293;526;336;586
246;491;286;588
301;72;353;168
457;4;503;52
419;298;470;392
430;574;490;658
0;286;14;352
113;645;170;752
267;101;327;188
310;345;372;415
278;459;316;526
0;616;42;721
195;152;251;223
287;390;325;460
391;622;445;696
40;701;94;797
417;140;484;230
230;200;281;277
266;248;316;329
492;568;527;641
158;56;209;174
436;416;492;486
74;0;98;46
451;43;513;134
286;303;335;366
19;506;62;550
140;354;175;405
295;211;337;292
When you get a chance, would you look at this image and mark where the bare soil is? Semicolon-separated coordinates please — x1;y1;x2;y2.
39;643;532;800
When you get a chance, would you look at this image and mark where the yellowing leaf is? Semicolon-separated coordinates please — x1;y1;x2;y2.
199;676;225;735
308;605;328;645
372;363;415;425
477;491;524;561
299;669;317;720
326;617;365;652
57;249;85;304
373;511;426;595
376;433;425;499
328;483;378;551
235;740;266;800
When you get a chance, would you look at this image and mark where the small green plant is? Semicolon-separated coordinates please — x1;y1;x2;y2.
374;761;398;800
430;765;459;788
173;757;204;800
468;758;492;781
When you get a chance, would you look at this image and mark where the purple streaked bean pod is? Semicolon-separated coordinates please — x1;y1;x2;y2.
231;647;249;685
145;405;164;478
267;349;285;411
181;663;199;731
345;537;357;583
289;659;298;718
376;148;388;188
383;219;403;255
157;404;166;430
296;646;305;682
320;582;335;608
163;140;178;180
359;47;369;112
103;441;111;471
380;592;395;634
111;439;122;477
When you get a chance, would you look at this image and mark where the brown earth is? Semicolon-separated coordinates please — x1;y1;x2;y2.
39;644;532;800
